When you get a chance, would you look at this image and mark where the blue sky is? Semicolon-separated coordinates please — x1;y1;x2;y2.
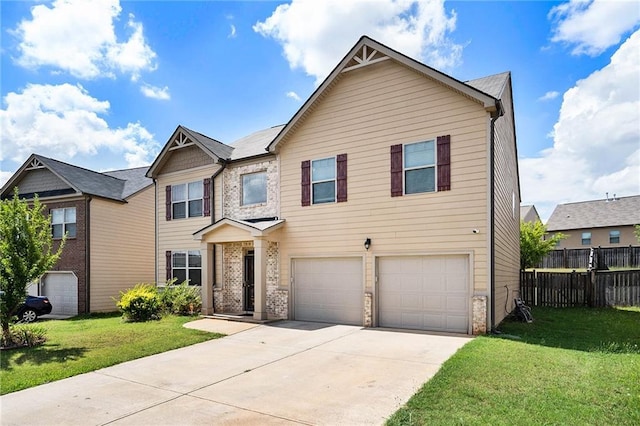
1;0;639;220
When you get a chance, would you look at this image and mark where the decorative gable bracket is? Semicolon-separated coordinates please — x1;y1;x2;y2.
168;132;194;151
25;158;45;170
342;45;389;73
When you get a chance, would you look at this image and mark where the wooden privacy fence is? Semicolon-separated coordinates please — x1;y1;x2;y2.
520;270;640;307
539;245;640;269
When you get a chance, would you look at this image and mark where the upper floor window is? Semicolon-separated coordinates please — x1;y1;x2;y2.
609;230;620;244
171;250;202;286
391;135;450;197
51;207;76;239
404;141;435;194
172;181;203;219
581;232;591;246
242;172;267;205
301;154;347;206
312;157;336;204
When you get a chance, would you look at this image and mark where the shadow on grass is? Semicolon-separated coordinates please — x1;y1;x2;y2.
1;344;88;371
496;306;640;354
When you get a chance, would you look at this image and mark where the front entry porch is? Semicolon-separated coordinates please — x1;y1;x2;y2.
194;218;287;321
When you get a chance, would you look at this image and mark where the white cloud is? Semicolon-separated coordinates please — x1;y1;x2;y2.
140;84;171;100
228;24;237;39
254;0;462;84
12;0;157;80
286;91;301;101
549;0;640;56
539;91;559;101
520;30;640;221
0;83;159;169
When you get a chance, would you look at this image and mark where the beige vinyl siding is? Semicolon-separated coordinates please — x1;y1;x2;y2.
491;80;520;326
156;165;221;282
277;60;490;301
89;187;155;311
555;225;637;248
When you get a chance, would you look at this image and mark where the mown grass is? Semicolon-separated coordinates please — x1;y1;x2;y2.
0;313;222;395
388;307;640;425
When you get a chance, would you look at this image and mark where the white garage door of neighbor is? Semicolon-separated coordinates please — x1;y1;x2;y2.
42;272;78;316
378;255;469;333
293;258;363;325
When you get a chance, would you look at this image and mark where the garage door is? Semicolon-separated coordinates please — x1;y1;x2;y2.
378;255;469;333
42;272;78;316
293;258;363;325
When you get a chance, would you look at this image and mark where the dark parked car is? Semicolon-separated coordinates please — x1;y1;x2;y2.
16;295;53;322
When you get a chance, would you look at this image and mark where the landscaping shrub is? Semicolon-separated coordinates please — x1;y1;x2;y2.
0;324;47;349
159;280;202;315
116;283;161;322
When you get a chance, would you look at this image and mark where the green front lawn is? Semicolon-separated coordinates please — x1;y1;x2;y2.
0;313;222;395
388;307;640;425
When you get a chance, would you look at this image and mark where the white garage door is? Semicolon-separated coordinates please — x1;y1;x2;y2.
293;258;363;325
42;272;78;316
378;255;469;333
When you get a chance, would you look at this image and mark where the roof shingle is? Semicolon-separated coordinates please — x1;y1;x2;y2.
546;195;640;231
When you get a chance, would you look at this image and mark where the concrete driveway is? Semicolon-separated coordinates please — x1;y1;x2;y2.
1;320;471;425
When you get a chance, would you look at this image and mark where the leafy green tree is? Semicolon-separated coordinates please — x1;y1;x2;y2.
635;224;640;243
520;220;565;270
0;189;64;341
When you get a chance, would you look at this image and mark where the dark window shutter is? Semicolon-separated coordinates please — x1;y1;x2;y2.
336;153;347;202
301;160;311;206
437;135;451;191
390;144;403;197
165;185;172;221
165;250;172;282
203;178;211;217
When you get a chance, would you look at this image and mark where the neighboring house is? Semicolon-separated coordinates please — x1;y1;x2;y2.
520;205;541;223
0;154;155;315
546;195;640;249
150;35;520;335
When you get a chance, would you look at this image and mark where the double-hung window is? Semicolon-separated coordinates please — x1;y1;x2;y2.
172;181;203;219
404;140;436;194
171;251;202;286
609;230;620;244
242;172;267;205
391;135;450;197
311;157;336;204
51;207;76;238
581;232;592;246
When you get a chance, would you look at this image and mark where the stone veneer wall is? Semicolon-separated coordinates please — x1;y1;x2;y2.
364;292;373;327
222;159;278;220
472;295;487;335
214;240;287;319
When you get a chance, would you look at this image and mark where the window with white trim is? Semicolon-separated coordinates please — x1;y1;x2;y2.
242;172;267;205
51;207;76;238
609;230;620;244
581;232;591;246
312;157;336;204
171;251;202;286
404;140;435;194
172;181;203;219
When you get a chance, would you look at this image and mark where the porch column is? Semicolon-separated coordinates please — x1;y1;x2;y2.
253;237;268;320
201;242;213;315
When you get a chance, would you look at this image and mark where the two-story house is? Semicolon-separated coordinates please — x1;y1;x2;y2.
546;195;640;248
1;154;155;315
150;36;520;334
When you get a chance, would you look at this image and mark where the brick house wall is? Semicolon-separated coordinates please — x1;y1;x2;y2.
45;197;88;313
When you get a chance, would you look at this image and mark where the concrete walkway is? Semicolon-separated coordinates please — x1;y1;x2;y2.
1;320;472;425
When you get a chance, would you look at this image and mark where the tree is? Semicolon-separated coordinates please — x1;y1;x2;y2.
520;220;565;270
0;189;64;341
635;224;640;243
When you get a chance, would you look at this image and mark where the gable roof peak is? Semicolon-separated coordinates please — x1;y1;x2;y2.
267;34;503;153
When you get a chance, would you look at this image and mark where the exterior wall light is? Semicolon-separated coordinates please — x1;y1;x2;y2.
364;238;371;250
